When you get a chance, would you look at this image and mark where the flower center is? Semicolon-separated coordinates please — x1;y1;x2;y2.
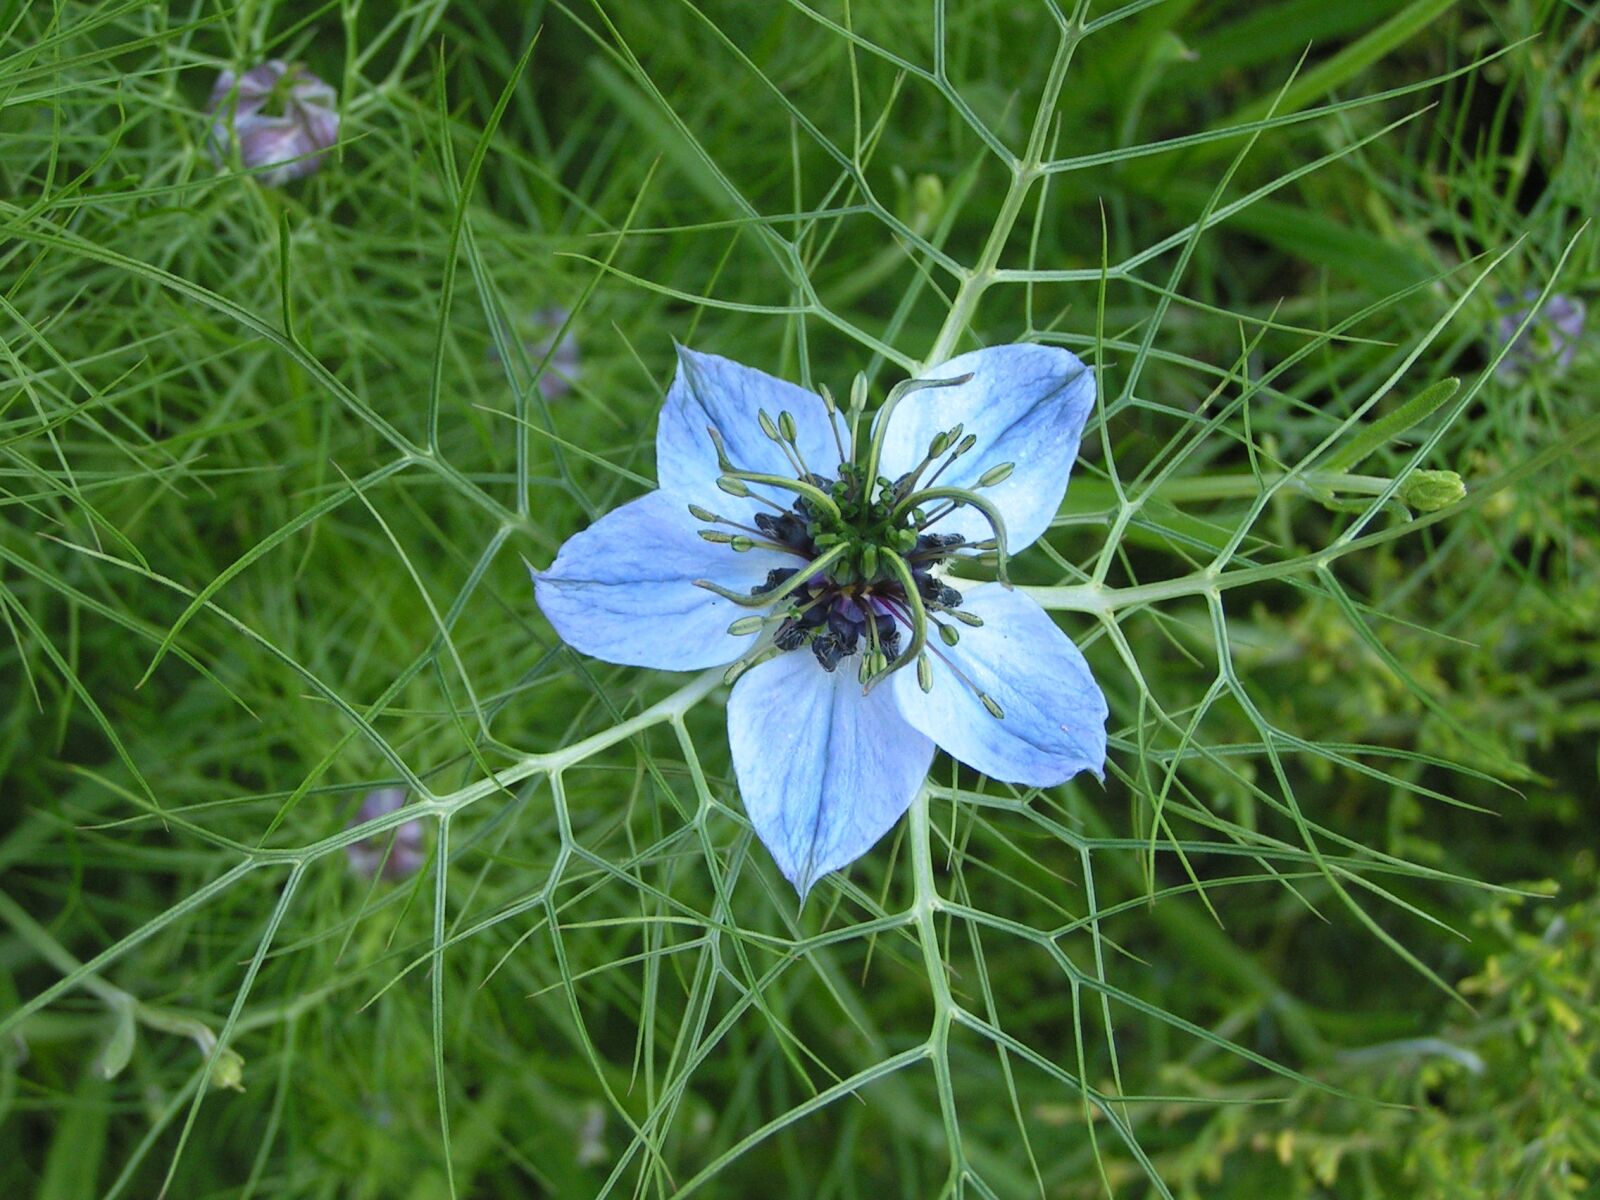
689;370;1014;712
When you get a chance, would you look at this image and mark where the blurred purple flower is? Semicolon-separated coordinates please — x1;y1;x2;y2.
207;60;339;186
1495;290;1586;379
346;788;426;881
488;306;582;398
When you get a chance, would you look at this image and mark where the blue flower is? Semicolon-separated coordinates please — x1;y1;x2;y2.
534;344;1108;895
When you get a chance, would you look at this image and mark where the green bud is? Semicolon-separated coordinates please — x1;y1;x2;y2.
979;694;1005;720
977;462;1014;488
98;1001;137;1080
814;532;842;547
860;544;879;579
916;653;933;693
717;475;750;498
892;527;918;552
1399;469;1465;513
210;1047;246;1092
939;623;960;647
849;372;869;415
778;411;797;442
727;616;765;636
911;173;944;230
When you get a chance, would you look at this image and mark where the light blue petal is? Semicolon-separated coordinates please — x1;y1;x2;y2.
892;584;1106;786
876;344;1095;553
657;346;844;518
534;490;797;671
729;650;934;897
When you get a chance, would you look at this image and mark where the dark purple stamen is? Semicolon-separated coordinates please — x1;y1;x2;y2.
748;484;966;673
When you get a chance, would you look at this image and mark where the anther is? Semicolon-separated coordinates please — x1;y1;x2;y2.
917;652;933;693
977;462;1015;488
979;693;1005;719
727;615;766;636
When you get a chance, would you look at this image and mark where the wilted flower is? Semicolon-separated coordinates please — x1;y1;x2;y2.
489;306;582;398
534;344;1108;895
207;60;339;186
1494;290;1585;379
346;788;426;881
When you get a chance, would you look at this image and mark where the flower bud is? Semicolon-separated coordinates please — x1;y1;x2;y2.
346;788;427;882
209;1046;246;1092
207;60;339;187
1494;290;1585;380
1399;469;1465;513
910;173;944;232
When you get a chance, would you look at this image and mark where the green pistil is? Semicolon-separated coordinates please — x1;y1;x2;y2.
694;542;850;607
862;548;927;693
857;371;974;493
892;484;1011;585
719;469;844;526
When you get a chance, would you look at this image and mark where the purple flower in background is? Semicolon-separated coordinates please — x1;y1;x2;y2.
346;788;427;881
489;306;583;398
207;60;339;186
533;344;1108;896
1494;290;1586;379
